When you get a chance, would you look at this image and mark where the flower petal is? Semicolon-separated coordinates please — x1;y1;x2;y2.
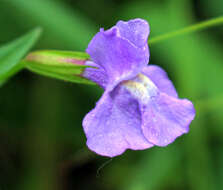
82;86;153;157
142;65;178;97
86;19;150;90
82;61;108;89
116;18;150;48
141;93;195;146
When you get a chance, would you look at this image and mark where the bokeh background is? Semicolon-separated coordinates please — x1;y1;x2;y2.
0;0;223;189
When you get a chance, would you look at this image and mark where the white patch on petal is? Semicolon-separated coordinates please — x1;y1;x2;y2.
122;74;158;104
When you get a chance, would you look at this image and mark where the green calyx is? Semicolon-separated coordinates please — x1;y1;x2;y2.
23;50;95;85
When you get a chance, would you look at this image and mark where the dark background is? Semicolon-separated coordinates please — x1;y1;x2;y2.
0;0;223;189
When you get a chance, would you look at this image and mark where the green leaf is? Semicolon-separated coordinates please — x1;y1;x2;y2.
3;0;97;50
23;50;95;85
0;28;42;85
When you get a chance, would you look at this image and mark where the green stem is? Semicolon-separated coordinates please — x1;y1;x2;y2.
149;16;223;44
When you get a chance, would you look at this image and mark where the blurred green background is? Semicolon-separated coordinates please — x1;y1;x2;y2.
0;0;223;189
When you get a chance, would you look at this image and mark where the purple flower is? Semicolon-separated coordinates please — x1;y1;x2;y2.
82;19;195;157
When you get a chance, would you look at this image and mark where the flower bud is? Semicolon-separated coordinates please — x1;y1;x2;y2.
24;50;95;84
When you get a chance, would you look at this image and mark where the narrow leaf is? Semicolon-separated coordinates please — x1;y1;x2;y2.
0;28;42;85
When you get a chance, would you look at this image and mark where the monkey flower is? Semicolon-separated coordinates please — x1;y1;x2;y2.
82;19;195;157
